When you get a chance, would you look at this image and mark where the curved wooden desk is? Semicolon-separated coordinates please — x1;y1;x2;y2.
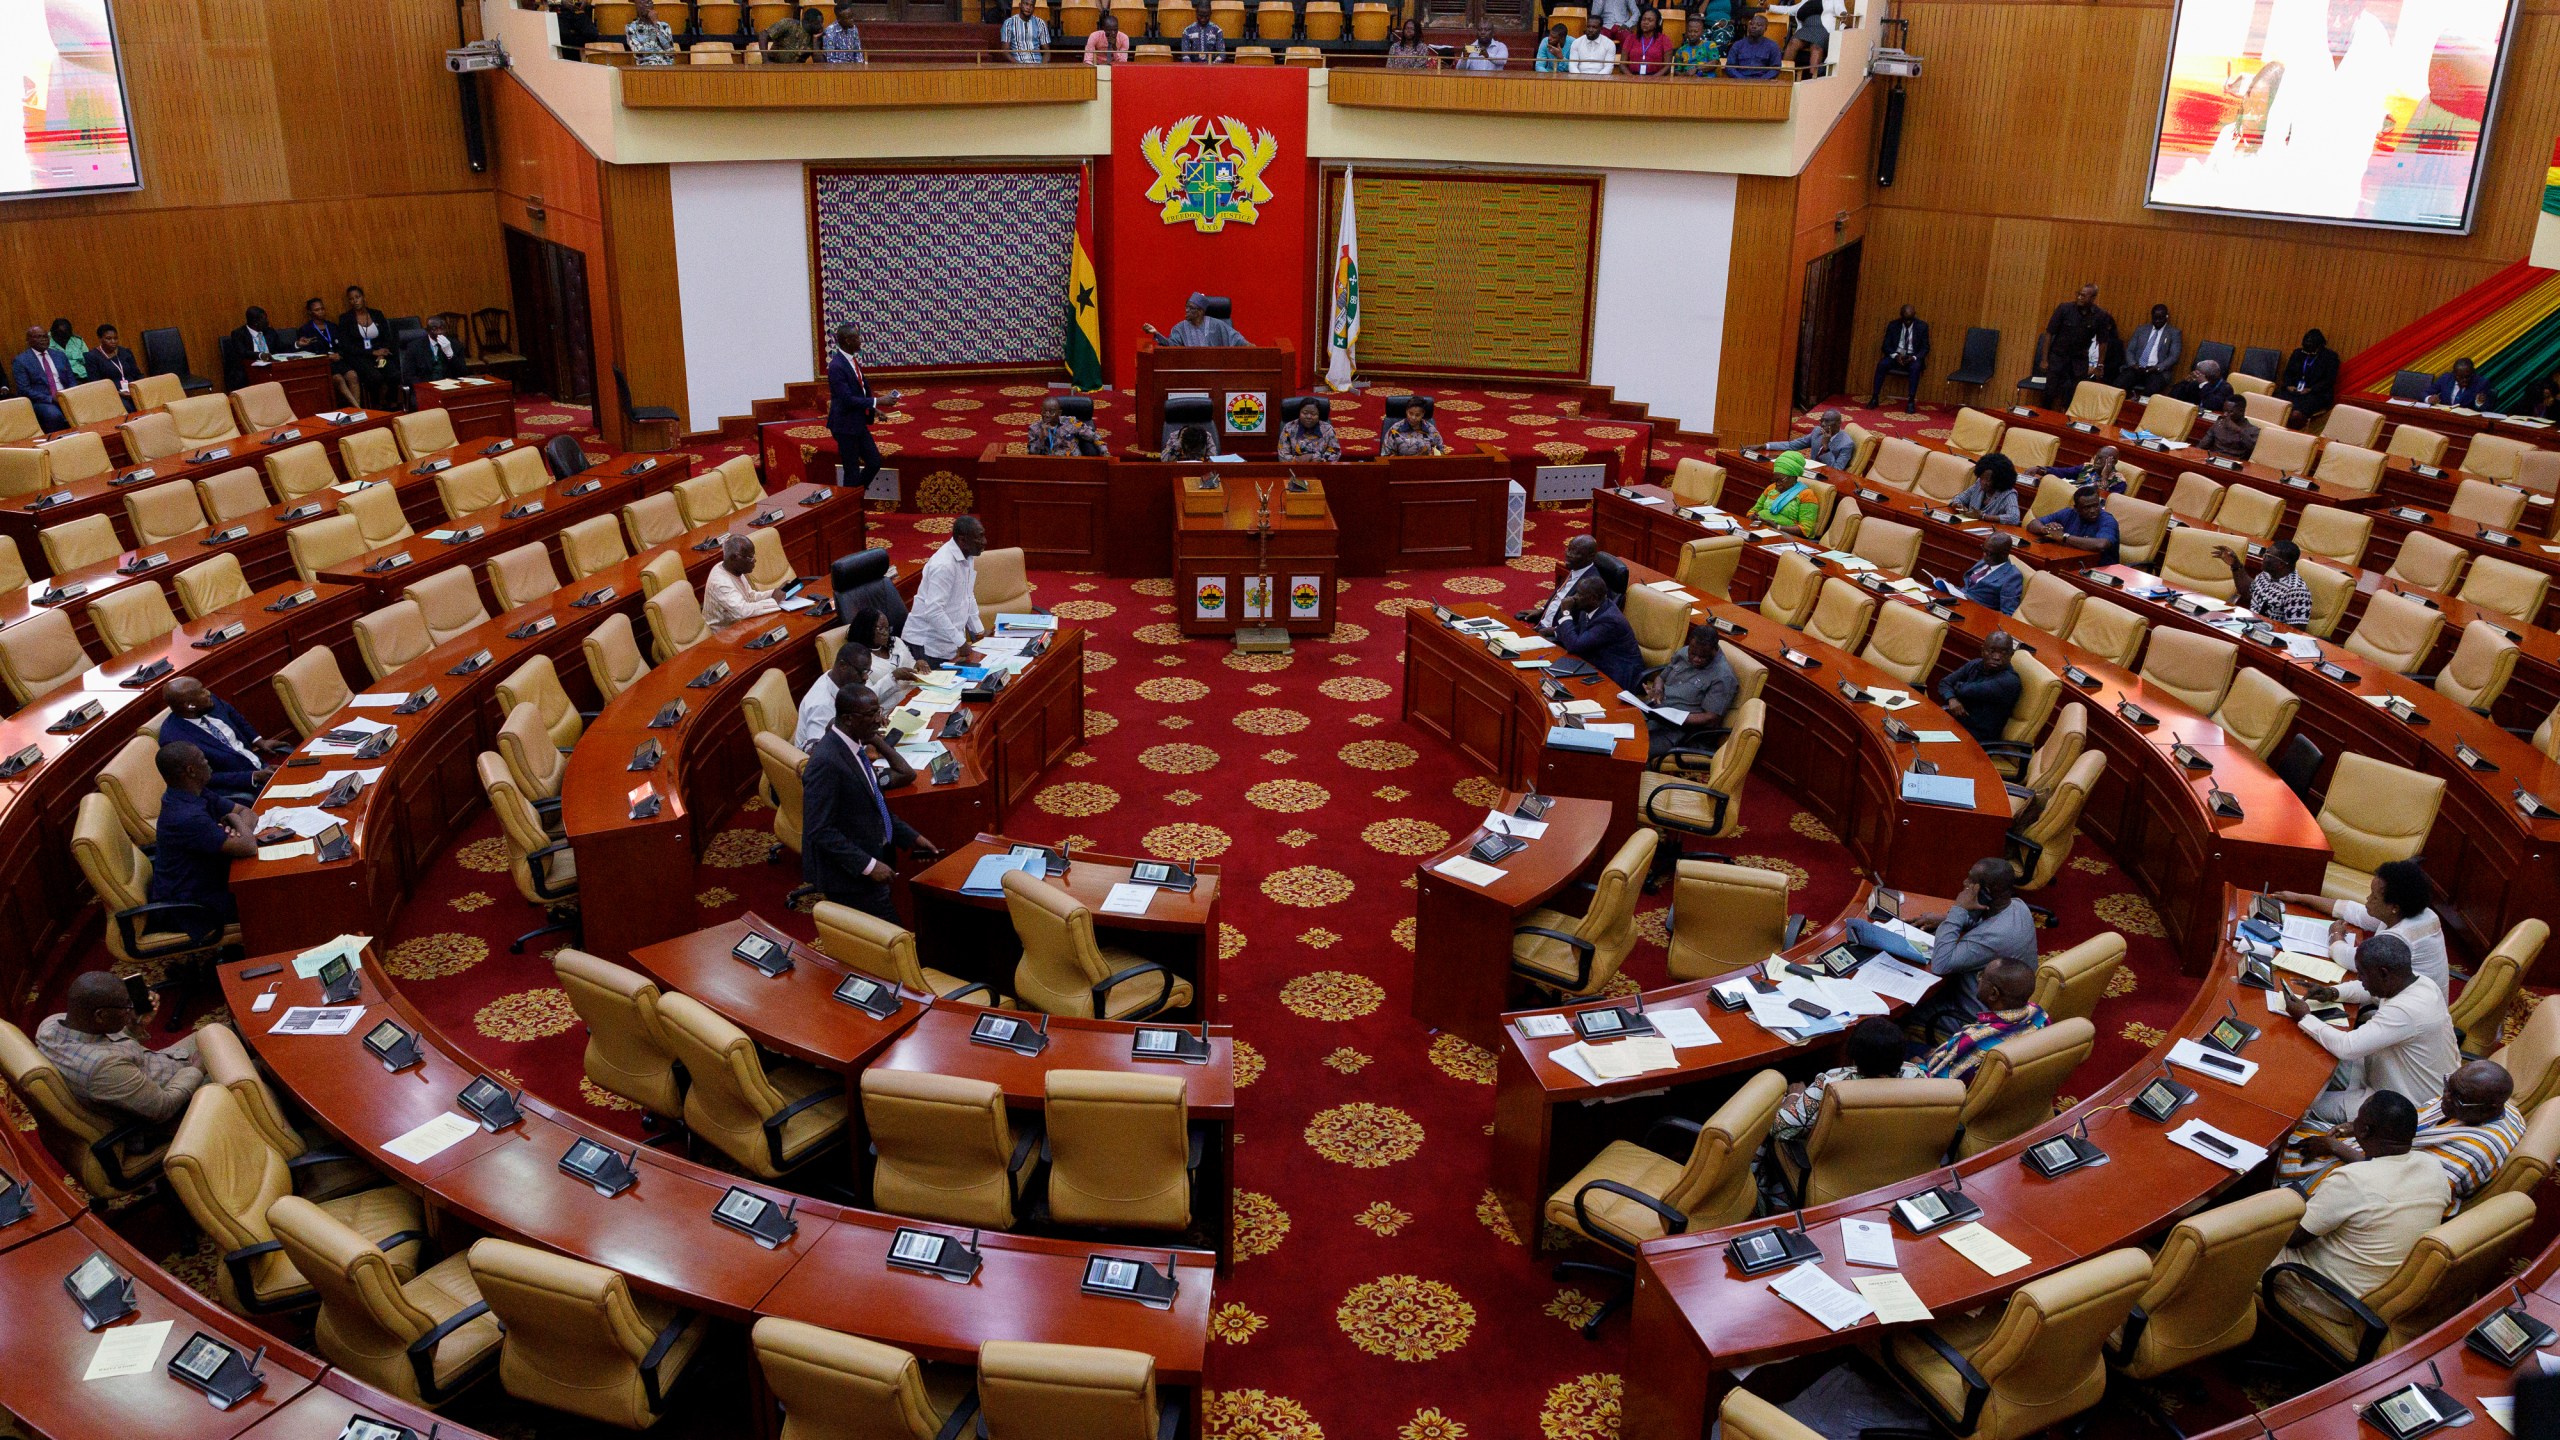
316;453;685;606
2372;396;2560;470
906;835;1222;1004
1621;886;2337;1440
1411;790;1614;1048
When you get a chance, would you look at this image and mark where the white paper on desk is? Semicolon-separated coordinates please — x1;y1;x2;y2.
1433;856;1506;887
1484;810;1549;840
1745;990;1814;1032
2281;634;2324;660
2483;1396;2515;1433
2167;1118;2269;1172
895;742;946;770
1517;1013;1572;1039
293;935;368;978
82;1319;172;1381
1496;633;1556;654
1652;1007;1720;1048
2167;1037;2260;1086
1769;1262;1875;1331
1099;882;1156;917
1559;699;1605;717
257;806;339;839
1869;690;1918;712
347;692;410;709
256;840;315;861
270;1005;365;1036
2274;951;2346;985
1841;1218;1897;1267
1911;729;1964;745
1630;494;1667;506
80;667;123;692
1858;955;1937;1004
1546;1042;1603;1085
1856;1273;1936;1323
2539;1349;2560;1376
1511;659;1554;670
1583;1037;1679;1080
1940;1222;2031;1276
1817;977;1890;1017
263;779;336;800
2279;915;2333;953
385;1112;479;1164
780;596;819;613
330;716;394;736
1583;723;1637;740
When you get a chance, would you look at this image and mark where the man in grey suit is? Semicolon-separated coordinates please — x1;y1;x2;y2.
2118;303;2184;399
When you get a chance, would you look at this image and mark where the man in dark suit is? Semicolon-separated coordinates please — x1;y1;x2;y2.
826;324;902;494
2272;328;2340;419
222;307;282;391
2117;303;2183;398
2425;357;2496;411
1515;534;1627;628
1545;574;1646;692
158;678;289;808
12;325;75;429
404;317;472;388
2036;283;2119;409
2166;358;2233;418
1869;304;1930;408
801;685;940;923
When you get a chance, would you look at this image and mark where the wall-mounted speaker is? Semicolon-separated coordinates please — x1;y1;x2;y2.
1876;80;1906;188
458;73;487;173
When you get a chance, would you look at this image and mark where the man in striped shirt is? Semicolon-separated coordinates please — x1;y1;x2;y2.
2283;1059;2524;1208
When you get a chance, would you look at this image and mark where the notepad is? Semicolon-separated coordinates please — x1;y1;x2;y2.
1583;723;1637;740
2167;1118;2269;1172
1483;810;1549;840
1910;729;1964;744
256;840;316;860
1100;882;1156;917
1841;1218;1897;1267
1651;1007;1720;1048
347;692;411;708
385;1112;480;1164
1583;1037;1679;1079
1769;1262;1874;1331
1545;1043;1602;1085
1433;855;1506;887
1558;699;1606;717
1517;1013;1572;1039
1939;1223;2030;1276
960;852;1042;897
83;1319;172;1381
1855;1273;1935;1322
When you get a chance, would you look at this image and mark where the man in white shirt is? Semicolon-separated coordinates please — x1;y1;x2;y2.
905;516;987;664
702;535;783;628
2268;1091;2450;1328
2270;861;2447;991
1567;25;1618;73
794;643;871;758
1517;535;1617;629
2285;934;2458;1127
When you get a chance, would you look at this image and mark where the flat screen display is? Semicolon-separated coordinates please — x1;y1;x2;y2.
2145;0;2520;232
1;0;138;199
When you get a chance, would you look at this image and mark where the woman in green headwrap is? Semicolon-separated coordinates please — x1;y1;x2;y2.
1747;450;1825;537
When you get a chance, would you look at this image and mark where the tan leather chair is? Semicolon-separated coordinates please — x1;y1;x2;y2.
2536;702;2560;763
742;526;790;596
673;472;735;530
394;409;459;460
1915;450;1975;504
166;1084;425;1314
500;653;586;750
40;513;119;572
974;547;1034;628
2067;596;2148;668
1885;1247;2150;1440
639;550;685;601
1819;494;1864;553
2030;931;2124;1027
1668;457;1725;507
169;394;241;447
644;579;709;664
861;1069;1031;1229
2341;589;2445;675
273;643;353;737
2109;1188;2306;1381
354;601;432;681
2450;919;2545;1057
47;431;116;485
813;903;1000;1004
585;612;651;702
0;607;91;704
1843;425;1882;477
751;1318;975;1440
1045;1069;1195;1232
1724;642;1769;709
742;668;795;746
125;478;209;545
2471;1098;2560;1207
287;515;367;583
2014;750;2104;888
716;454;765;511
2457;555;2549;628
754;733;806;859
1624;584;1688;668
2386;423;2451;468
658;992;849;1180
1637;698;1762;851
2314;442;2385;495
1663;860;1792;981
339;429;402;479
270;1195;501;1407
2240;390;2291;426
2460;433;2530;485
2064;382;2122;424
552;948;683;1120
1002;866;1196;1020
2319;404;2384;449
2517;450;2560;499
0;534;22;592
1545;1070;1787;1335
1777;1077;1966;1207
122;411;185;463
1803;578;1877;653
1861;603;1948;687
468;1237;710;1429
2139;626;2237;712
0;445;51;500
2315;752;2446;900
2156;528;2238;599
622;493;686;552
1723;1388;1827;1440
2137;394;2198;438
2215;486;2285;543
405;567;489;646
195;467;269;525
2163;472;2223;525
495;446;551;498
2265;1191;2534;1368
2387;530;2469;593
264;442;338;505
561;514;629;578
1510;828;1656;1003
2450;477;2528;530
498;702;567;807
2294;505;2373;567
1999;429;2061;471
1954;1017;2094;1157
0;395;32;443
171;556;253;626
488;542;561;613
2106;494;2170;567
190;1023;366;1197
91;584;177;656
2212;668;2300;760
339;482;413;548
2017;571;2084;638
1947;407;2005;457
74;789;244;971
436;459;503;520
95;733;166;846
2250;425;2319;475
2430;620;2519;713
2494;999;2560;1113
0;1017;171;1197
1853;518;1923;575
977;1341;1170;1440
229;382;294;431
1869;437;1926;489
2300;560;2355;639
1758;551;1822;629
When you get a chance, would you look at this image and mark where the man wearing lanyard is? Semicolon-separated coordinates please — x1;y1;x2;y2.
800;687;940;924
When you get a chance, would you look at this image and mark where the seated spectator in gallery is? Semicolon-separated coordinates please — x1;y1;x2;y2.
1764;0;1832;71
1386;17;1434;68
820;2;865;60
1619;8;1671;73
1723;14;1784;77
82;323;144;403
761;7;818;59
1670;18;1728;72
1177;9;1224;60
2272;328;2340;418
1534;21;1572;70
1457;19;1507;69
1083;10;1131;62
1567;22;1618;73
625;0;677;63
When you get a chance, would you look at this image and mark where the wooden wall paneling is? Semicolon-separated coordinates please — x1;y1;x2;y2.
488;74;618;442
1718;173;1800;445
1854;1;2560;409
601;163;689;437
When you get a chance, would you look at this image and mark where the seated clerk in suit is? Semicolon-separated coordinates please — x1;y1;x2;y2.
1024;397;1101;456
1952;451;2025;525
2198;392;2261;459
2028;443;2131;497
152;742;258;936
223;306;278;391
1644;623;1739;760
1955;534;2024;616
409;315;472;384
800;686;942;925
1918;957;2048;1081
82;324;143;402
2272;328;2341;418
160;678;290;808
843;605;921;698
1141;293;1249;347
1763;407;1855;470
1516;534;1629;627
1905;856;2040;1040
794;643;875;758
2424;356;2496;411
12;324;76;430
1746;451;1826;539
338;285;398;407
296;299;361;409
2165;358;2234;419
703;534;784;628
2267;1090;2450;1326
1276;400;1339;462
1869;304;1929;408
1934;628;2021;742
826;324;901;494
2026;484;2120;565
2117;302;2183;398
1543;574;1646;692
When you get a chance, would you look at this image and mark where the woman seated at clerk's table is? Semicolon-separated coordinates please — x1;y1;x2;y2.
1024;398;1100;456
703;534;785;628
1277;401;1340;463
842;606;922;702
1745;450;1825;537
1379;399;1448;457
1162;424;1214;463
1951;451;2025;525
2029;443;2130;496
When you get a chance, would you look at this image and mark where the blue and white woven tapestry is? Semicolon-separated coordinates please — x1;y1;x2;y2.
810;166;1079;370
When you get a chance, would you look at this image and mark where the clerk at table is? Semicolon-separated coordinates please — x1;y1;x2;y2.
152;742;257;936
801;687;941;924
1545;574;1645;692
160;678;290;808
2270;860;2449;990
2424;358;2497;412
2272;328;2340;419
1906;856;2039;1038
1276;401;1341;462
1934;629;2021;743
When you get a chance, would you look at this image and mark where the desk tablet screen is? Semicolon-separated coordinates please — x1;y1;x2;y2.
70;1254;116;1300
1581;1009;1623;1034
2207;1019;2248;1050
2480;1310;2531;1353
1135;1028;1181;1054
1132;862;1173;885
736;936;778;964
173;1336;230;1382
318;955;351;987
2376;1388;2437;1434
564;1140;613;1178
2029;1138;2077;1170
2136;1080;2180;1116
891;1230;946;1265
341;1420;408;1440
1903;1191;1950;1222
461;1077;507;1110
1734;1233;1782;1267
1086;1257;1142;1292
835;976;880;1006
716;1190;768;1226
975;1016;1019;1043
363;1021;407;1055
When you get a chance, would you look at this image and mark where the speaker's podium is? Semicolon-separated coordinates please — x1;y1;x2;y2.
1134;337;1298;460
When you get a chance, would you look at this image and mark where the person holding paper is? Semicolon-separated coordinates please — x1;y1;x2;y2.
1954;535;2024;615
34;971;214;1128
2283;1060;2524;1202
2268;860;2446;989
2268;1090;2450;1327
1545;574;1646;692
1933;631;2021;745
703;535;785;629
801;687;941;924
1773;1017;1920;1142
904;516;987;665
160;678;289;808
151;742;257;938
2283;933;2458;1127
1917;959;2046;1080
1745;451;1825;538
1906;857;2038;1039
1645;624;1738;760
1516;535;1628;628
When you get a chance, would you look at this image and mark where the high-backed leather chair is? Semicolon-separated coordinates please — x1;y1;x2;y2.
2471;1098;2560;1207
2249;425;2319;475
229;382;294;431
2517;450;2560;499
404;567;488;646
1777;1077;1966;1207
2312;442;2384;495
2031;932;2124;1026
195;467;269;526
1947;407;2005;457
2457;555;2550;628
121;411;185;463
495;703;565;808
45;430;115;485
2387;530;2469;594
495;446;551;498
750;1318;977;1440
394;409;459;459
2211;668;2300;760
1723;1388;1826;1440
2215;486;2285;543
74;791;241;972
2300;560;2355;639
436;458;504;520
2136;394;2197;438
2011;701;2087;802
623;493;686;552
499;654;586;750
1915;450;1975;504
561;514;629;578
2156;528;2238;599
976;1341;1172;1440
1546;1069;1786;1336
467;1237;710;1429
2460;433;2529;485
672;472;736;531
1002;866;1195;1020
2294;505;2373;567
2105;494;2170;567
270;643;352;736
639;550;685;601
645;579;708;664
2314;752;2445;900
2451;919;2545;1057
1954;1017;2094;1156
1045;1069;1195;1233
1869;437;1926;489
191;1023;365;1195
2341;590;2445;675
1668;457;1725;507
56;378;122;426
0;1018;169;1198
340;481;413;549
2016;571;2084;637
2315;405;2382;449
489;541;561;611
168;394;241;446
2066;597;2148;668
354;601;432;681
742;667;797;746
95;733;165;845
2012;750;2104;889
974;547;1034;628
1809;494;1858;552
1757;551;1822;628
1674;535;1749;603
270;1194;501;1408
716;454;764;511
2449;477;2528;530
126;478;209;545
657;992;849;1180
586;612;652;702
2239;389;2290;426
2139;626;2238;712
813;904;998;1004
2429;621;2519;714
1861;603;1948;687
2494;995;2560;1114
165;1084;426;1314
2384;422;2450;467
91;585;178;656
754;734;807;860
1972;654;2061;785
1884;1247;2151;1440
1637;698;1762;853
480;753;579;952
287;514;367;583
2109;1188;2305;1382
0;446;52;500
860;1069;1031;1229
1662;860;1793;981
340;429;402;479
1623;584;1688;668
1803;579;1877;653
265;441;338;502
552;948;684;1121
1853;517;1923;575
2063;382;2122;424
0;534;23;592
0;606;91;704
2264;1191;2535;1368
1999;429;2061;471
0;395;32;443
1511;828;1656;1003
40;513;119;572
1843;425;1882;476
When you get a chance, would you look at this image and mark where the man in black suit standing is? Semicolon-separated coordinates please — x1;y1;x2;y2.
1869;304;1929;408
222;307;281;391
800;686;940;924
826;324;901;494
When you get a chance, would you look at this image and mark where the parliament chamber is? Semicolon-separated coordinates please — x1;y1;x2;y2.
5;0;2560;1437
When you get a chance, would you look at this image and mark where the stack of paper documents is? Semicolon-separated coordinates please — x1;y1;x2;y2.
1099;883;1155;917
1855;955;1936;1004
1432;855;1506;887
265;769;381;801
1495;632;1556;655
307;716;394;756
255;806;341;839
1769;1263;1874;1331
1572;1036;1681;1080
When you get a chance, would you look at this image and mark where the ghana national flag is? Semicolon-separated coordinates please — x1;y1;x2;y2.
1068;169;1103;392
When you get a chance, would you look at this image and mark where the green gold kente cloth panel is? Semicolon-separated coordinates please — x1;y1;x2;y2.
1323;173;1598;380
